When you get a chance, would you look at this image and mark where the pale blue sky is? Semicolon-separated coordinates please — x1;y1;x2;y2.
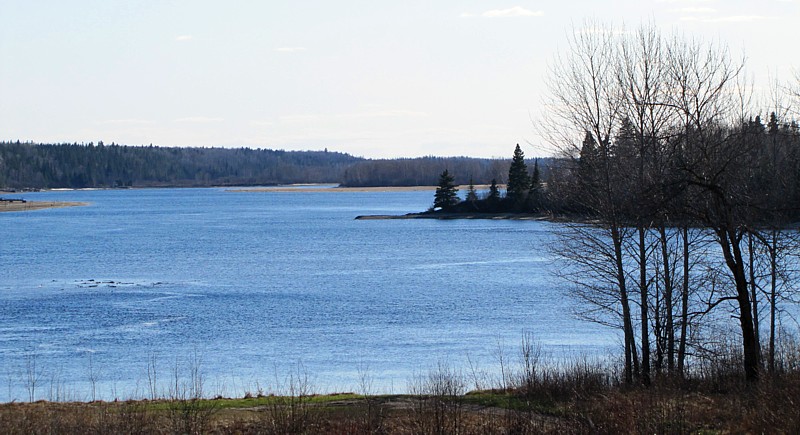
1;1;798;158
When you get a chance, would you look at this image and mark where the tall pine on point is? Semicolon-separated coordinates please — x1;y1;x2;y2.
433;169;459;209
507;144;530;203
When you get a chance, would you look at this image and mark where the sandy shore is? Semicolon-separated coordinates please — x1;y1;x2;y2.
230;184;492;193
0;201;88;213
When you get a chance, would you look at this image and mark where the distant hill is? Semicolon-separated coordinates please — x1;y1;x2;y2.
0;141;549;190
341;156;555;187
341;156;509;187
0;141;362;189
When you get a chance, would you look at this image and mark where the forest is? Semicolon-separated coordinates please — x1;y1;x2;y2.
540;23;800;387
0;141;517;190
0;142;358;188
429;23;800;390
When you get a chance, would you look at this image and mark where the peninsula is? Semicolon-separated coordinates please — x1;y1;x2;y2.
0;200;87;213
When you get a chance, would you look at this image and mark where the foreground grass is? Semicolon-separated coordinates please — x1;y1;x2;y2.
2;373;799;434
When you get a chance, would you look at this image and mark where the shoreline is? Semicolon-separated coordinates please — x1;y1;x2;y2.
355;211;595;223
355;213;552;221
0;201;88;213
229;184;493;193
230;185;437;193
2;183;496;194
355;212;551;220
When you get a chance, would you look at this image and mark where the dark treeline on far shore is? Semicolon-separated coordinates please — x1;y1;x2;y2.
0;141;537;190
0;141;360;189
341;155;552;187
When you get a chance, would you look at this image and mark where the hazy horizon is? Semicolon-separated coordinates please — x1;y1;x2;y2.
2;1;798;159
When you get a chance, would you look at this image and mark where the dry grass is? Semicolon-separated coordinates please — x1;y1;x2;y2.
3;339;800;433
2;369;799;434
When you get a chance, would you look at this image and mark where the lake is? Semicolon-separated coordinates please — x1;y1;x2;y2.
0;187;615;402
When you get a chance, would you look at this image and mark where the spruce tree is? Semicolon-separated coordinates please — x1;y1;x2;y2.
433;169;459;209
507;144;530;203
466;176;478;202
486;178;500;212
526;158;541;211
768;112;779;136
530;159;540;190
578;131;599;190
487;178;500;207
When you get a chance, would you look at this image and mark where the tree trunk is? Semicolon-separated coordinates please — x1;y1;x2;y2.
678;226;690;377
639;225;651;385
769;230;778;374
659;226;675;372
613;224;638;384
654;270;663;373
718;227;760;382
748;233;761;358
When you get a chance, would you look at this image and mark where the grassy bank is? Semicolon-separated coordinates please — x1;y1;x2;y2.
3;358;799;434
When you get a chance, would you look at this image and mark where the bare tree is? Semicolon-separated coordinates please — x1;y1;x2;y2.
542;21;795;384
542;20;640;383
615;23;682;383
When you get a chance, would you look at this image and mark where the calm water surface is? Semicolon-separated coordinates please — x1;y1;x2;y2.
0;188;614;401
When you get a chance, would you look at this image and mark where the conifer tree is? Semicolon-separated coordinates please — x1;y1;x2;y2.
530;159;540;191
466;176;478;202
507;144;530;203
487;178;500;207
768;112;779;136
526;158;541;211
578;131;599;191
433;169;459;209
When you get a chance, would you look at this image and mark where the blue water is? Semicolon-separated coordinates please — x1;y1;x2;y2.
0;188;614;402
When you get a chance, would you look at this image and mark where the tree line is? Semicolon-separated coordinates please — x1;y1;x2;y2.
432;144;545;213
537;22;800;385
0;142;517;190
430;21;800;386
0;142;361;189
340;156;522;188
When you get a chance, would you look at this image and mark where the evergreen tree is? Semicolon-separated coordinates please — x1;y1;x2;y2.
768;112;780;136
530;159;540;191
466;176;478;202
488;178;500;203
507;144;530;203
578;131;599;190
433;169;459;209
526;158;541;211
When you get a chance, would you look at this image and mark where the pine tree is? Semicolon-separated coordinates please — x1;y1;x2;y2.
578;131;599;189
506;144;530;203
530;159;540;191
768;112;780;136
488;178;500;203
526;158;541;211
466;176;478;202
433;169;459;209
